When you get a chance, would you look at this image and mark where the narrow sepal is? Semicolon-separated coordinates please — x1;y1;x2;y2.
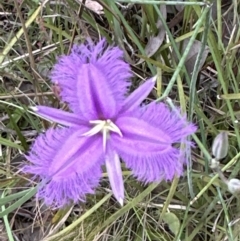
121;76;156;113
33;106;86;127
105;145;124;205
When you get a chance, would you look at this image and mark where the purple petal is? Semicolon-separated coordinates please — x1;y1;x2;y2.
115;115;172;152
37;164;102;207
116;145;183;182
32;106;87;127
76;64;117;119
48;129;103;177
139;102;197;142
23;127;104;207
111;102;196;182
121;77;156;113
50;39;132;115
105;144;124;205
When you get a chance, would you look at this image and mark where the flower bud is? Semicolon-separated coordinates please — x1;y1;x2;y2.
227;179;240;194
211;131;228;160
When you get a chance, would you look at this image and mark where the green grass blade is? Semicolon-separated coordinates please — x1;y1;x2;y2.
0;187;37;218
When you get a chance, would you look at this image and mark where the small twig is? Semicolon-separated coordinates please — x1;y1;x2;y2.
68;0;86;54
13;1;39;93
212;166;229;184
13;1;49;130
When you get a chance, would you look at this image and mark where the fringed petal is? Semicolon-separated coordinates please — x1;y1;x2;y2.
135;102;197;143
50;39;131;115
114;115;172;152
23;127;104;207
115;145;183;182
37;164;102;208
111;102;196;182
76;64;118;120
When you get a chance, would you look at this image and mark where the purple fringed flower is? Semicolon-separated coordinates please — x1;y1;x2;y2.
24;39;196;207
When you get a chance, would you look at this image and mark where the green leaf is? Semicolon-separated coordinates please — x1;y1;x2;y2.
0;178;18;188
0;187;37;217
5;108;28;151
0;189;33;205
0;136;23;150
162;212;180;236
136;54;174;72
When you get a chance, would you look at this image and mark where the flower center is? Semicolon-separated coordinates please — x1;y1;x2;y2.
82;119;123;152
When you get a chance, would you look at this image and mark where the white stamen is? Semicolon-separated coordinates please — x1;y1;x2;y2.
107;121;123;137
89;120;105;124
82;121;105;136
102;128;108;152
81;119;123;151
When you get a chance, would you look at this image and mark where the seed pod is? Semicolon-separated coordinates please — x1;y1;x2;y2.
227;179;240;194
212;131;229;160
